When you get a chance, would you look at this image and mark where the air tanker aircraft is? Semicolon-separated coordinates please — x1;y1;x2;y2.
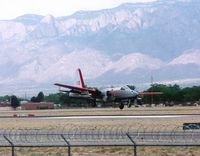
55;68;162;109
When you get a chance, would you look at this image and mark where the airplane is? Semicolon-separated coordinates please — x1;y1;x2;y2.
54;68;163;109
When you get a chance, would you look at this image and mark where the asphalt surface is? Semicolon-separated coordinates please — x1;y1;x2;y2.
0;114;200;119
40;114;200;119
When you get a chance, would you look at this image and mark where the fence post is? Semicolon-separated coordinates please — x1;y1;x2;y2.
3;135;15;156
61;134;71;156
126;133;137;156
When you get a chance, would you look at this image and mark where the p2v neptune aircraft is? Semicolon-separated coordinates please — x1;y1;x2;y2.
55;68;162;109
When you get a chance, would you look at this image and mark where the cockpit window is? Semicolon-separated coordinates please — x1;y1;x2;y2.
120;87;125;90
122;85;131;90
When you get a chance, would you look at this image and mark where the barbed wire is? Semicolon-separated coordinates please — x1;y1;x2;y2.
0;124;200;146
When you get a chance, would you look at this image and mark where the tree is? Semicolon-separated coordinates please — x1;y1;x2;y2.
11;95;20;109
37;92;44;102
31;91;44;102
181;86;200;102
143;84;200;104
59;93;71;106
31;96;37;102
0;95;11;102
44;93;62;104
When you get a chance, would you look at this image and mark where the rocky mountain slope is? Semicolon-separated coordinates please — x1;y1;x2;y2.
0;0;200;94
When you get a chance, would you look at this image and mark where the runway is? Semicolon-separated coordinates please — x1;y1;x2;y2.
41;114;200;119
1;114;200;119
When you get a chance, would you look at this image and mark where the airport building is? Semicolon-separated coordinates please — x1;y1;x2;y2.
20;102;54;110
0;102;54;110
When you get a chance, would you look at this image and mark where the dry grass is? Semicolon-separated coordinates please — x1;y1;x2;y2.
0;106;200;155
1;106;200;117
0;116;199;130
1;146;200;156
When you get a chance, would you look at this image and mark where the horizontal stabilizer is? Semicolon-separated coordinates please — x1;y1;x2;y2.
59;89;70;93
138;92;163;95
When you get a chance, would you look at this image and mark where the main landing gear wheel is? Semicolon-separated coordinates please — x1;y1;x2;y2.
119;104;124;110
91;101;97;107
128;99;132;108
89;100;97;107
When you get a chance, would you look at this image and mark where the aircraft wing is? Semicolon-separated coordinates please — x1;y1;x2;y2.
138;92;163;95
54;83;96;93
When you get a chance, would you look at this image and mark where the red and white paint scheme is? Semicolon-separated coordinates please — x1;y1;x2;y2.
55;68;163;109
75;68;86;88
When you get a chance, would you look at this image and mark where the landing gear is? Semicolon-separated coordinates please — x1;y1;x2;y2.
128;99;132;108
91;100;97;107
88;99;97;107
119;103;124;110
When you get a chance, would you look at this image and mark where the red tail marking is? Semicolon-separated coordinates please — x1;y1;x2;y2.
76;81;80;85
78;68;85;88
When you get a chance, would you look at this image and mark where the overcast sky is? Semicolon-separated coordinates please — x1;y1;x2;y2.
1;0;156;20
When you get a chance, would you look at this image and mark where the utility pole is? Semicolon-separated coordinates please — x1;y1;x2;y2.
25;92;27;100
151;75;153;104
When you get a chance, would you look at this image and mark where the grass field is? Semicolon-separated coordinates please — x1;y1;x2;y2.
0;144;200;155
1;145;200;155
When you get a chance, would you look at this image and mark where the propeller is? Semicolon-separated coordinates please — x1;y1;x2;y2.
102;91;115;102
102;95;107;102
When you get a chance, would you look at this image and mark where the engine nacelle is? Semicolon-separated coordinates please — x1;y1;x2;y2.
69;92;90;99
136;97;142;105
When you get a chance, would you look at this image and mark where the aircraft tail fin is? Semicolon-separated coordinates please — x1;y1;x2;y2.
75;68;86;88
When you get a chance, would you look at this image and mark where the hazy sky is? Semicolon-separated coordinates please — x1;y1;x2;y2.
1;0;156;20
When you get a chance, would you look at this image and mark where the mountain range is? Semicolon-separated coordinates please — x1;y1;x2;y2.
0;0;200;95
